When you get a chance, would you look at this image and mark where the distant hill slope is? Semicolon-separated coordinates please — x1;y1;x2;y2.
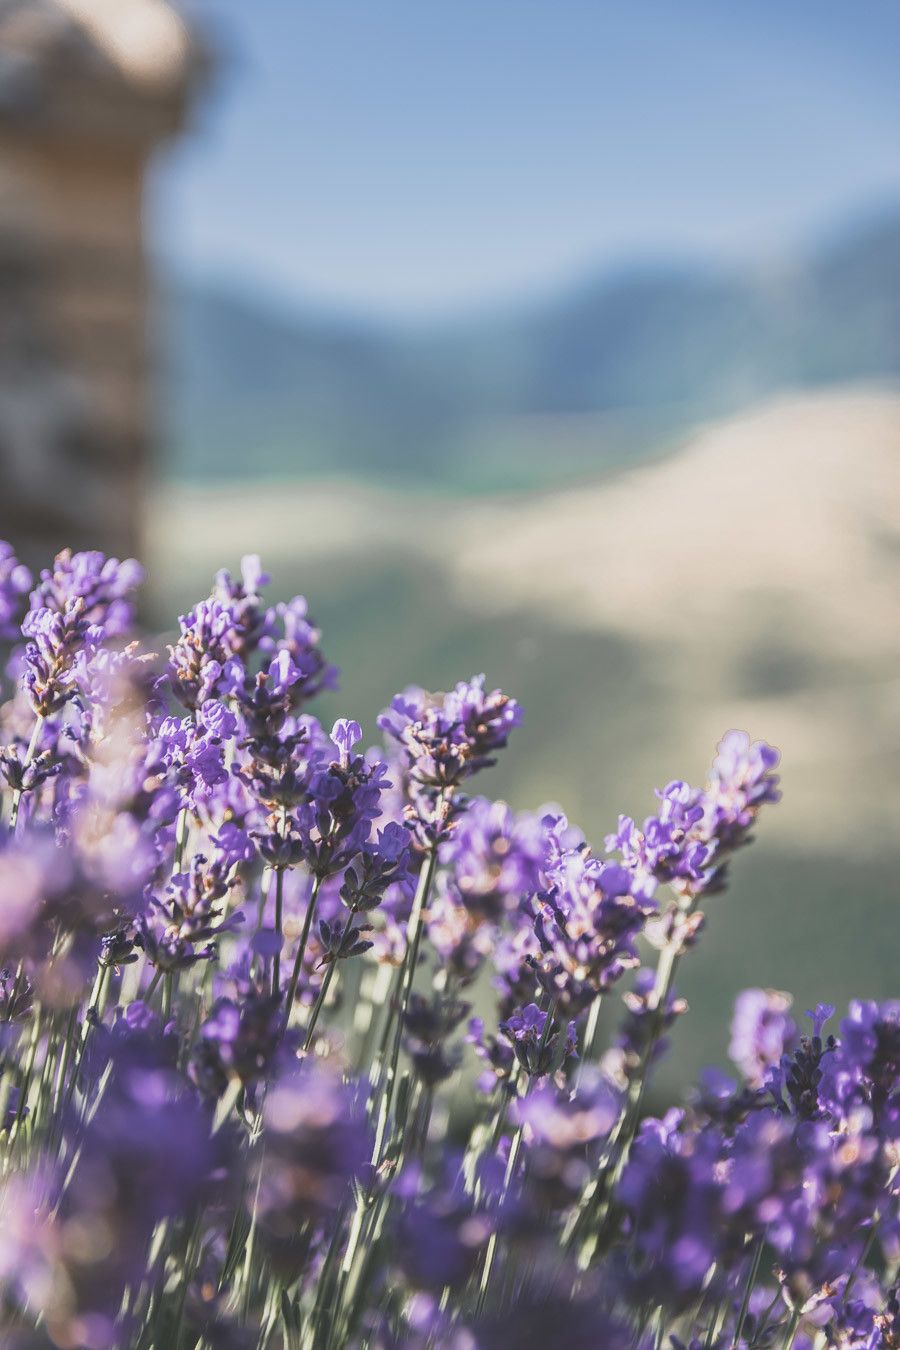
161;208;900;491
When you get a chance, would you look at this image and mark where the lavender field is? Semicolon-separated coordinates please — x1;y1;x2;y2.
0;541;896;1349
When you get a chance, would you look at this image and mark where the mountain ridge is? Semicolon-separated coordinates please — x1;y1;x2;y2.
160;205;900;491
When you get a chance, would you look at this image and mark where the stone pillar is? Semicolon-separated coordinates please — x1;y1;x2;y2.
0;0;206;569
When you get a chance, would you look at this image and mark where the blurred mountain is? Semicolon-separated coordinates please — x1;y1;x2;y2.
161;207;900;490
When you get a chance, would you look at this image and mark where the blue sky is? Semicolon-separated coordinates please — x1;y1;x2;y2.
156;0;900;316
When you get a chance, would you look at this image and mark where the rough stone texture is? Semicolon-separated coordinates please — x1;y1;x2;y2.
0;0;206;568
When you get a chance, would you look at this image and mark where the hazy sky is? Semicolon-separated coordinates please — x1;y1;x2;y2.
156;0;900;316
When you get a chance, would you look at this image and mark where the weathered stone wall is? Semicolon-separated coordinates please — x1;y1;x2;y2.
0;0;204;570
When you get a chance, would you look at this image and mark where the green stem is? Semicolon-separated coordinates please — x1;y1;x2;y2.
6;1008;42;1158
842;1219;879;1306
473;996;558;1312
371;840;440;1171
620;930;682;1136
353;961;393;1075
570;899;694;1267
272;865;285;997
333;836;443;1344
285;876;321;1023
782;1309;801;1350
366;961;405;1095
303;900;364;1051
303;962;337;1053
174;805;190;873
9;716;44;833
575;994;603;1087
63;960;111;1116
50;1006;78;1126
144;969;163;1006
241;1136;265;1322
475;1126;524;1315
467;1065;522;1202
732;1236;765;1349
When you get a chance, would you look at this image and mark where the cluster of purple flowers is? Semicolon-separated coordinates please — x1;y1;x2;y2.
0;539;894;1350
621;998;898;1338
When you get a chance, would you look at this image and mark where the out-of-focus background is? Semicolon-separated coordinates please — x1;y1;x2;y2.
1;0;898;1083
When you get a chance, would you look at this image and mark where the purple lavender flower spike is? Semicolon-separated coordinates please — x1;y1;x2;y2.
729;988;797;1087
256;1063;370;1275
500;1002;576;1076
54;1015;236;1336
703;729;781;851
495;818;656;1020
137;852;240;973
606;732;780;906
513;1069;620;1210
198;698;239;741
238;553;270;595
392;1170;492;1294
440;796;545;921
820;1000;899;1134
27;548;143;641
0;541;32;640
378;675;522;792
21;603;104;717
191;973;289;1105
274;593;338;700
602;966;687;1090
426;875;497;986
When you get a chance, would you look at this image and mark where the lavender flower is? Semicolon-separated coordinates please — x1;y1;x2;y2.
0;540;32;640
426;874;497;985
496;833;655;1019
601;966;688;1090
28;548;142;640
500;1002;577;1076
769;1003;837;1121
291;726;394;879
138;853;241;973
21;602;102;716
147;712;230;808
191;975;288;1101
56;1012;235;1333
513;1069;620;1209
402;990;469;1086
379;676;521;788
607;731;780;902
618;1109;732;1307
820;1000;900;1134
273;592;338;702
256;1063;370;1273
168;559;334;714
470;1277;641;1350
440;797;545;921
704;729;782;850
392;1171;493;1293
729;987;798;1087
